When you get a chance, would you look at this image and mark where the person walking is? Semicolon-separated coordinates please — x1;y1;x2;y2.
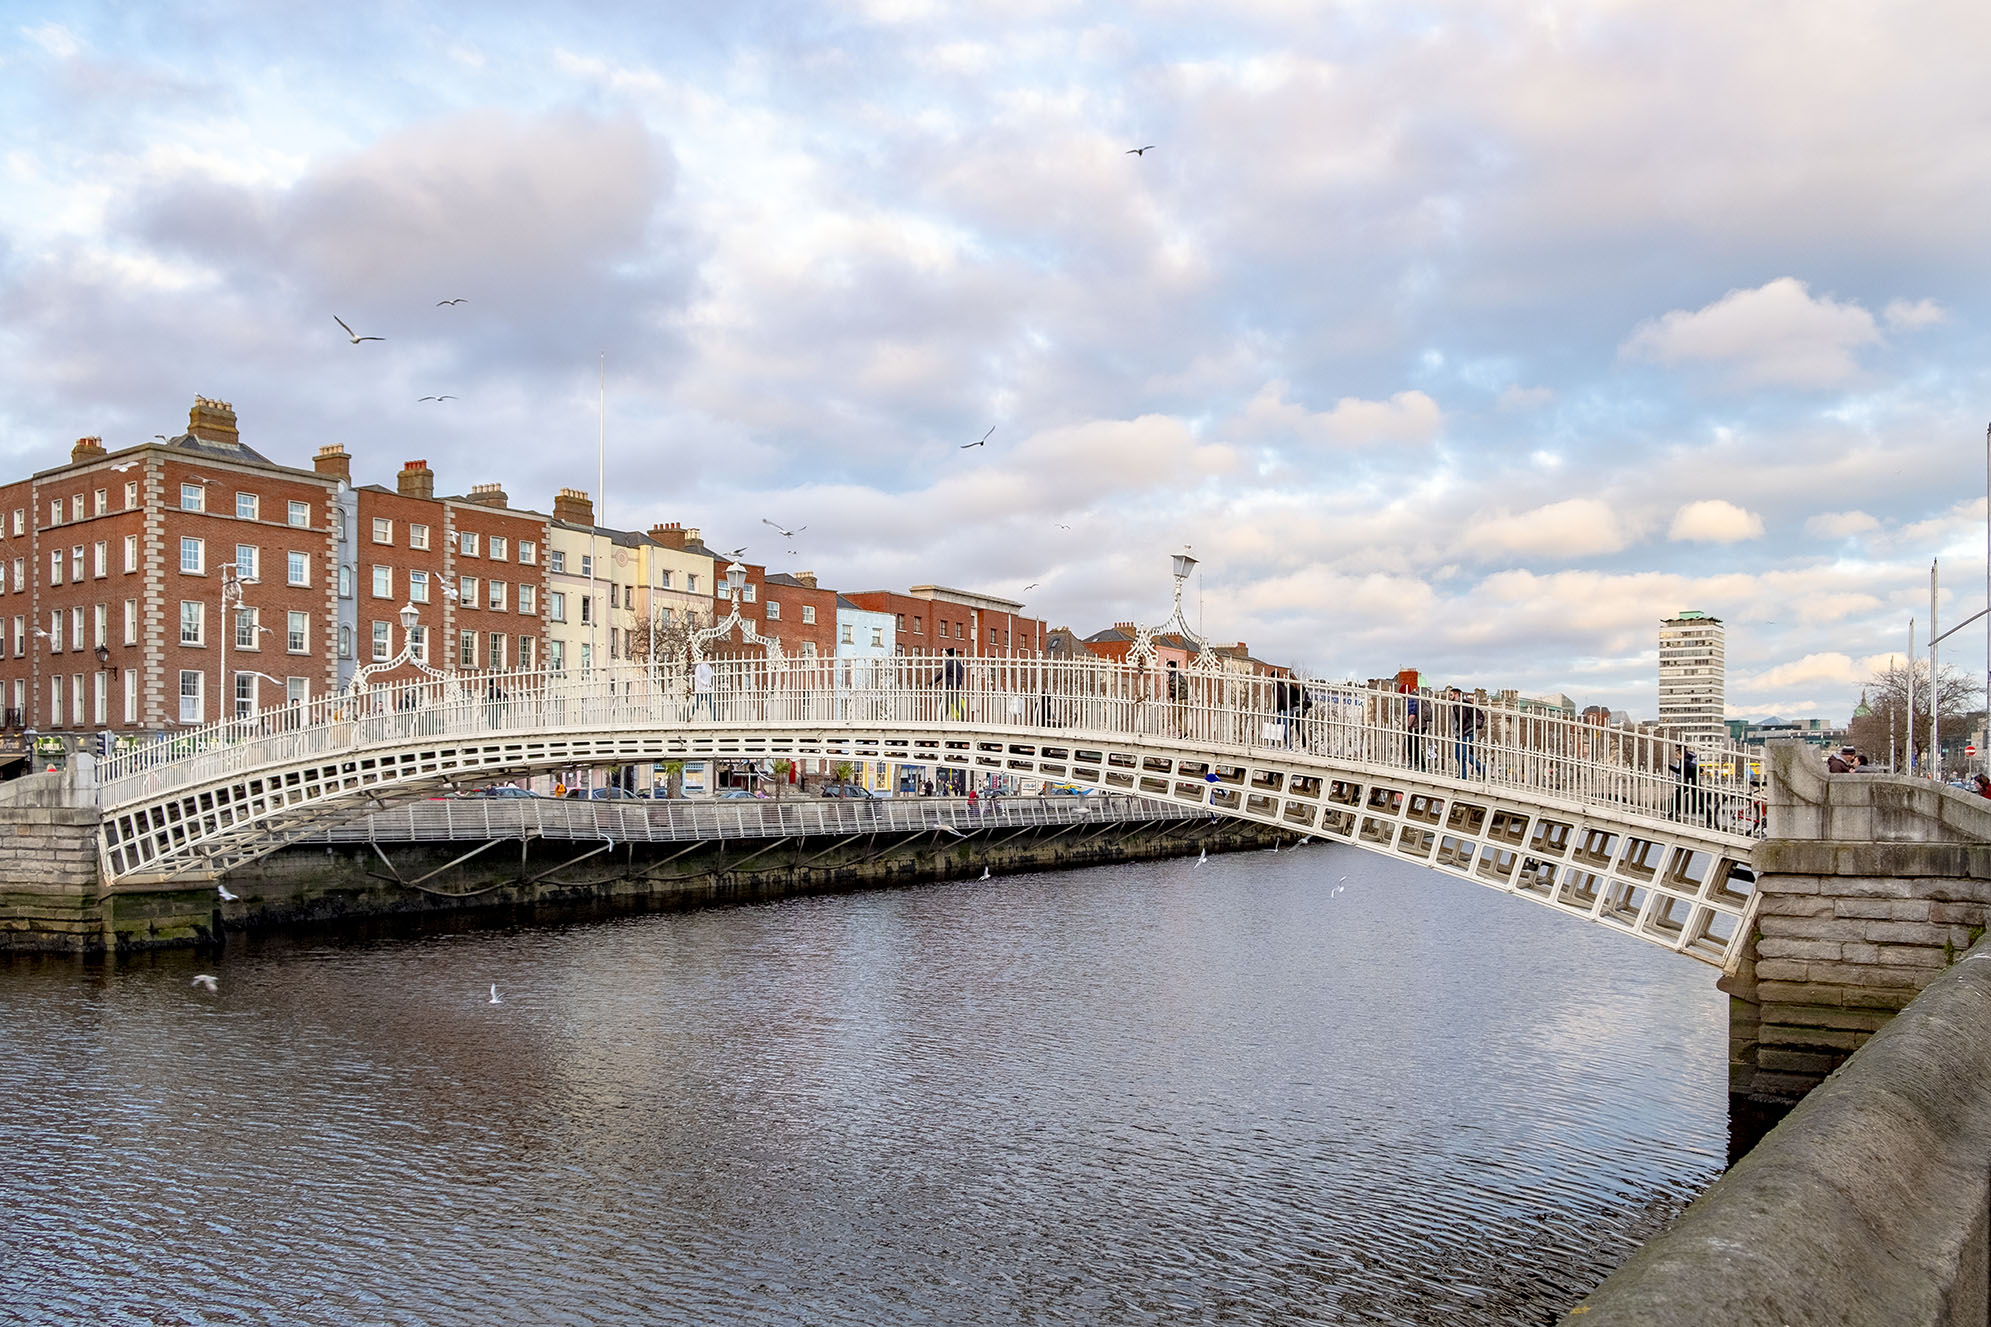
1670;744;1703;824
936;649;966;720
694;658;715;720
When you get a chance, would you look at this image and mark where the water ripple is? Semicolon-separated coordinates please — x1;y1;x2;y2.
0;849;1724;1325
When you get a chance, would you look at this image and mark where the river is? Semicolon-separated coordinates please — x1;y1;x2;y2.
0;842;1724;1325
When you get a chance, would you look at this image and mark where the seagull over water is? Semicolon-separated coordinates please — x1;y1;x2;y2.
191;974;218;992
489;984;501;1005
980;867;991;881
1126;145;1156;156
1196;847;1208;867
436;298;468;306
334;315;383;344
217;884;238;901
961;425;995;450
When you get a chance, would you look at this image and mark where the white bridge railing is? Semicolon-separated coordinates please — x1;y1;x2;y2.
96;655;1764;839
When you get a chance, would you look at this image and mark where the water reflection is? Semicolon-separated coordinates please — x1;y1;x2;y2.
0;846;1723;1325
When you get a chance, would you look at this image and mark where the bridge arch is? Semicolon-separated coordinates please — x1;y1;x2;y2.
92;657;1760;965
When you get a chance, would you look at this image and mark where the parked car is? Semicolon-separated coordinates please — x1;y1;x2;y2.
821;783;875;799
476;785;538;799
716;789;764;799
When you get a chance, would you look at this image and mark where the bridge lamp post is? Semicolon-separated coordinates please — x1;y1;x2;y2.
348;603;449;693
688;561;782;665
216;562;266;724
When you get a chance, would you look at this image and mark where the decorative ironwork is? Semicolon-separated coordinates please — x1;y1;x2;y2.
689;562;784;663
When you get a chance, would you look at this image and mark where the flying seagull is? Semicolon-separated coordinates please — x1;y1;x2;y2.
1196;846;1207;867
722;546;747;560
760;519;806;538
1126;145;1156;156
217;884;239;901
1056;523;1071;531
961;425;995;450
112;461;139;472
980;866;991;881
436;298;469;306
489;984;501;1005
190;974;218;992
334;315;383;344
417;395;458;403
1022;582;1039;592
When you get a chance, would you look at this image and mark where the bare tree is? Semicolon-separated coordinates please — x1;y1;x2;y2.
1849;659;1985;772
625;609;696;670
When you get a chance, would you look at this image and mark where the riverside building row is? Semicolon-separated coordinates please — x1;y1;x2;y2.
0;398;1052;759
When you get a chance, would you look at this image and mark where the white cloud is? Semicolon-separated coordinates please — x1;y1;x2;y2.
1883;298;1946;331
1621;278;1880;388
1669;499;1764;543
1496;384;1554;411
20;23;80;58
1736;653;1861;691
1462;499;1633;559
1233;381;1443;447
1805;510;1882;538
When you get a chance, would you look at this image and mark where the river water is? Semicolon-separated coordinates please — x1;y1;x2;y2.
0;844;1725;1326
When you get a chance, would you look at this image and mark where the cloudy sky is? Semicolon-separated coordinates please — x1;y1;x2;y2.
3;1;1988;720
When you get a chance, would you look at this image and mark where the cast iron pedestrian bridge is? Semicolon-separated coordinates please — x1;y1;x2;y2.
89;654;1762;966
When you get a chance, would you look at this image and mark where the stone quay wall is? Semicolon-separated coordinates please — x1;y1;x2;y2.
1722;743;1991;1124
1565;932;1991;1326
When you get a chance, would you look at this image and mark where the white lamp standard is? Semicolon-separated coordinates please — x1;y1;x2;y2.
349;603;447;691
216;561;264;724
689;562;782;663
1130;547;1209;667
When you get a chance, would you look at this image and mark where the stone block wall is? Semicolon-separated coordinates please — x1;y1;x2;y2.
1724;743;1991;1117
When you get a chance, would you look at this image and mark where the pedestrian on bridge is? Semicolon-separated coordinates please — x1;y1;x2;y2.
1670;745;1706;825
1447;688;1485;779
694;658;714;719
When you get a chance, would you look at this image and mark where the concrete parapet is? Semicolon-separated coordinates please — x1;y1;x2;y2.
1564;936;1991;1326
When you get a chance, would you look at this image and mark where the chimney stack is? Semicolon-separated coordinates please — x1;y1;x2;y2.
71;437;106;464
795;571;818;590
397;459;434;500
187;396;239;445
466;483;508;509
553;487;594;525
649;522;687;550
313;444;351;481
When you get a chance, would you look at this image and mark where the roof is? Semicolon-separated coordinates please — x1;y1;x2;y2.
1083;626;1133;644
765;571;830;591
906;584;1026;613
163;431;273;464
549;518;653;549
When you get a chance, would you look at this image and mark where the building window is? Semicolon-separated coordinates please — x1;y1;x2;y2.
519;540;537;565
122;599;136;647
46;611;59;652
687;574;698;594
801;605;815;625
234;544;258;583
11;616;21;657
488;581;506;611
288;551;309;587
48;499;61;527
459;576;479;609
872;627;884;647
286;677;308;706
766;600;781;621
412;625;429;663
913;615;922;634
50;675;62;726
579;596;591;625
458;531;479;557
548;548;563;573
458;631;476;668
71;494;83;522
123;535;137;574
234;672;255;719
658;570;672;590
371;621;391;660
123;669;136;724
581;553;597;578
11;509;23;536
743;584;755;603
372;517;392;544
339;625;353;659
518;584;536;614
92;604;106;649
177;672;202;724
180;537;204;574
409;569;429;604
69;607;83;651
338;566;352;599
287;612;308;653
608;626;619;659
179;601;203;646
70;546;82;581
181;483;204;512
122;483;136;511
371;565;392;598
49;550;62;585
410;523;429;551
93;488;106;516
579;642;592;672
549;591;565;623
518;636;535;669
288;500;310;528
234;608;257;651
11;558;21;591
489;536;507;561
92;541;106;578
840;624;853;644
488;633;505;670
235;492;258;521
548;639;565;671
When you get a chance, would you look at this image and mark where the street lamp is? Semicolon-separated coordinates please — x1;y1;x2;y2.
689;562;782;663
348;603;446;692
1131;547;1209;668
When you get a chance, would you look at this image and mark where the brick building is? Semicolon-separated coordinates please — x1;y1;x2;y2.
843;585;1046;659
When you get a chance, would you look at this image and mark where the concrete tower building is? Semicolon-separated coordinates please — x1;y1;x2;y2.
1658;610;1727;748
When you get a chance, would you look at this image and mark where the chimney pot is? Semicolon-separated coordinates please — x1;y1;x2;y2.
71;436;106;463
397;459;435;500
796;571;818;589
466;482;508;509
553;487;595;525
312;444;351;481
186;396;239;446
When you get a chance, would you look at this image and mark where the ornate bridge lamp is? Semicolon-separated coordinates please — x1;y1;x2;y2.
689;562;784;665
1129;549;1210;669
346;603;450;694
